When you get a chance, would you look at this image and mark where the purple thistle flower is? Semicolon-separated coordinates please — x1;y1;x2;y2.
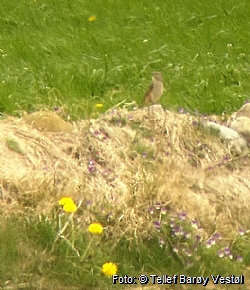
184;248;192;257
88;159;96;173
172;227;179;236
184;231;191;239
224;247;231;256
235;255;243;262
148;207;154;215
173;246;179;253
153;221;161;231
178;212;187;220
173;226;184;237
223;155;229;161
161;206;167;215
169;220;175;228
178;107;185;114
155;202;161;209
158;238;165;247
191;220;198;229
206;238;215;248
213;233;222;240
218;249;224;258
238;229;245;236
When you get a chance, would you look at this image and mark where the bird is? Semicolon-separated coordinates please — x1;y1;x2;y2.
143;72;164;105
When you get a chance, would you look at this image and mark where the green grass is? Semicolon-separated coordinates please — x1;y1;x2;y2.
1;0;250;289
1;0;250;119
0;207;247;289
6;138;25;155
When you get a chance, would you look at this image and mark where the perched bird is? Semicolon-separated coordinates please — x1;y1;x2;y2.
143;72;164;105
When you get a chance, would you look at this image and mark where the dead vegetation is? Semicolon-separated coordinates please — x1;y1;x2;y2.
0;105;250;240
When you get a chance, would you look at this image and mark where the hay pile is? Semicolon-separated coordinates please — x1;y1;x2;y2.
0;106;250;240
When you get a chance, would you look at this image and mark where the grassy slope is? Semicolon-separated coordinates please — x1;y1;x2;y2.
1;0;250;119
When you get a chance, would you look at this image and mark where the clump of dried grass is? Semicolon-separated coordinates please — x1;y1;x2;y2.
23;110;73;133
0;106;250;241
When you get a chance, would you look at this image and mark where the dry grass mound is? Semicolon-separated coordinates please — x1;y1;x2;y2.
23;110;73;133
0;106;250;240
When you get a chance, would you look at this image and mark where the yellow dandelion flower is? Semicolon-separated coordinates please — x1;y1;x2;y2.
95;103;103;109
88;223;103;234
59;197;74;206
59;197;77;213
63;202;77;213
89;15;96;22
102;262;117;277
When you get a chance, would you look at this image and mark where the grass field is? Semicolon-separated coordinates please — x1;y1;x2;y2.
1;0;250;119
1;0;250;289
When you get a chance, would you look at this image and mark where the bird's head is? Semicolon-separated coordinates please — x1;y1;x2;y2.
152;71;163;81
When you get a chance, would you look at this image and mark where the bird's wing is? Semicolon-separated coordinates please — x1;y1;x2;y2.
143;83;153;100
